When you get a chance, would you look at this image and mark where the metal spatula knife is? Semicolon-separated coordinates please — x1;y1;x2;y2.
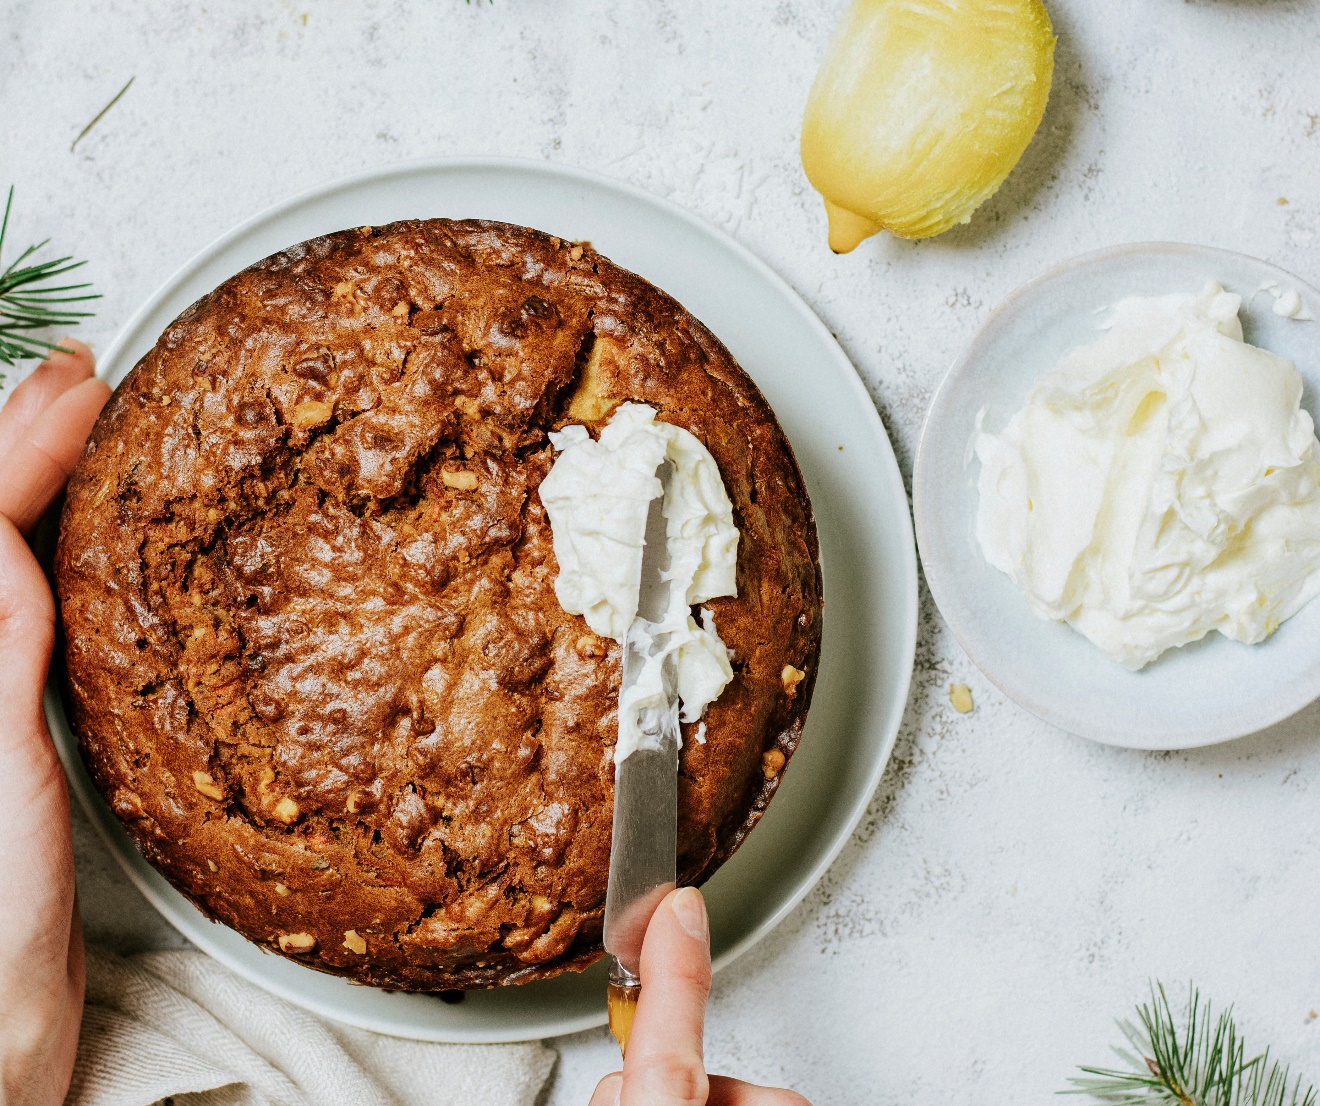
604;459;679;1056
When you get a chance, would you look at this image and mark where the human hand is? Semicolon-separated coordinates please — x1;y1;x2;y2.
589;887;811;1106
0;341;110;1106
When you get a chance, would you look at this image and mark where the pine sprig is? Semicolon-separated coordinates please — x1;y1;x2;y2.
1067;983;1317;1106
0;186;99;366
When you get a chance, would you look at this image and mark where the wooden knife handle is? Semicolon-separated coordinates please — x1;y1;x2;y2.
608;960;641;1056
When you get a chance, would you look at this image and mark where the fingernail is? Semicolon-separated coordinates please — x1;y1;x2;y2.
671;886;707;943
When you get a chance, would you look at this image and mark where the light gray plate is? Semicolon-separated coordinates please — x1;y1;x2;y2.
44;158;918;1042
914;242;1320;750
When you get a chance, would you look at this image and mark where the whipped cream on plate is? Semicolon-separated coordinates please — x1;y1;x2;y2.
539;402;739;758
974;282;1320;670
1258;281;1315;321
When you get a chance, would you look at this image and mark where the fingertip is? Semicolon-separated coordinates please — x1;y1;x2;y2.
33;375;111;467
67;372;111;412
588;1072;622;1106
80;374;113;409
639;887;712;993
57;335;94;361
670;886;708;944
43;338;96;378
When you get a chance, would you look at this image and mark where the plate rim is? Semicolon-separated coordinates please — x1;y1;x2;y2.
49;155;919;1040
913;239;1320;750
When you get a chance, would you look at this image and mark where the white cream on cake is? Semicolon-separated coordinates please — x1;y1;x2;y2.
974;282;1320;670
539;402;739;758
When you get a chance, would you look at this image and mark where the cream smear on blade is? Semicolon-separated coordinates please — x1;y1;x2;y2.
975;283;1320;670
539;402;739;758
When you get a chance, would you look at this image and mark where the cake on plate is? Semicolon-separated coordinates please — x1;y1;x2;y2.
55;219;822;990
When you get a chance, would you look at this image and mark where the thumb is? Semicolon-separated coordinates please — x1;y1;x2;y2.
621;887;712;1106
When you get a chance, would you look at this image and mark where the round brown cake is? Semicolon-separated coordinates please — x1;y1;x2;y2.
55;219;822;990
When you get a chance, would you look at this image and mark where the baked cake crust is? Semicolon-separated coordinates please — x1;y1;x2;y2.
55;219;823;990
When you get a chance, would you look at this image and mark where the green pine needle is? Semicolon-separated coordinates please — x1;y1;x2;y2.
70;76;135;153
1067;983;1317;1106
0;186;99;366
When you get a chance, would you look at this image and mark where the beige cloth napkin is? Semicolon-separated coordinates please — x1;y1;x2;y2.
68;946;557;1106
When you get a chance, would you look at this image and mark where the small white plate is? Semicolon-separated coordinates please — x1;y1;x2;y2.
914;242;1320;751
44;158;918;1041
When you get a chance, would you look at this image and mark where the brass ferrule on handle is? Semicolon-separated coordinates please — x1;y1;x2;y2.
607;957;641;1057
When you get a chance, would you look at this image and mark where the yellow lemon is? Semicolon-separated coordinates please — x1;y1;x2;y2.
801;0;1056;251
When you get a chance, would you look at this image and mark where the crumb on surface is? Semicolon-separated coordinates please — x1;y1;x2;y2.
949;683;974;713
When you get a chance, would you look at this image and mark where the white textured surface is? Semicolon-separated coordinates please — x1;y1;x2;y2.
5;1;1320;1101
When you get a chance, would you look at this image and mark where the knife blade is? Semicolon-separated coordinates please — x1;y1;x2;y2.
604;458;679;1056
